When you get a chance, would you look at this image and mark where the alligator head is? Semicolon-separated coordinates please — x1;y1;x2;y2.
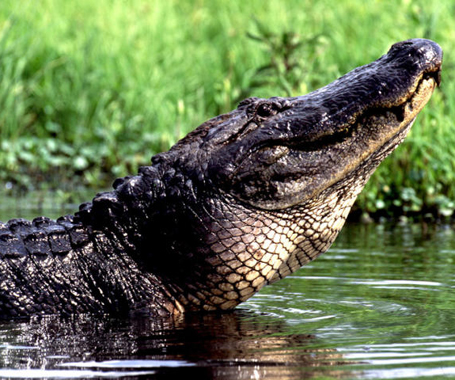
109;38;441;313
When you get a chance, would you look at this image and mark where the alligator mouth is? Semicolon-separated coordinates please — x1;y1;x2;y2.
377;71;440;119
321;69;441;191
360;70;439;131
287;68;441;153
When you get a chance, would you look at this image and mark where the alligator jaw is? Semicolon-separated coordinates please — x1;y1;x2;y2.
402;71;439;122
343;62;440;172
283;71;439;154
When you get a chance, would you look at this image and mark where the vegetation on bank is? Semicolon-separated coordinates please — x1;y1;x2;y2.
0;0;454;220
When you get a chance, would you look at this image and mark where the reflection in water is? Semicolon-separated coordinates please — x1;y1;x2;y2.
0;311;351;379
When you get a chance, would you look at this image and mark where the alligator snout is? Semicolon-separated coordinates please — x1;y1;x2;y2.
388;38;442;82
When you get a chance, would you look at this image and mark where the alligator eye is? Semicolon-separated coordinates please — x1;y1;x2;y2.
256;103;280;119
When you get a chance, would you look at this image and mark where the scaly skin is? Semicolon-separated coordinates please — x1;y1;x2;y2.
0;39;442;319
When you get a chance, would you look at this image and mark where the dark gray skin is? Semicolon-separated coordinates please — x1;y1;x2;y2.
0;39;442;319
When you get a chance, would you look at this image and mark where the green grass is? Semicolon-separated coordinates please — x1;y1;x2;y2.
0;0;454;219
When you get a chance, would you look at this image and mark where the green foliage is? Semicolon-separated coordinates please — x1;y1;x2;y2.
0;0;454;218
246;19;328;97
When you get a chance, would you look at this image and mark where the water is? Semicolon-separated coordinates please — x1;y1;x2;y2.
1;205;455;379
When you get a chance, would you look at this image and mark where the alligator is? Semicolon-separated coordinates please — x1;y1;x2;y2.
0;39;442;319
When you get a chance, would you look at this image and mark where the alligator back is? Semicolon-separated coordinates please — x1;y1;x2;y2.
0;216;178;318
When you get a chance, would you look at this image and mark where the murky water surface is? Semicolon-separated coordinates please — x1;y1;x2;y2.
1;206;455;379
